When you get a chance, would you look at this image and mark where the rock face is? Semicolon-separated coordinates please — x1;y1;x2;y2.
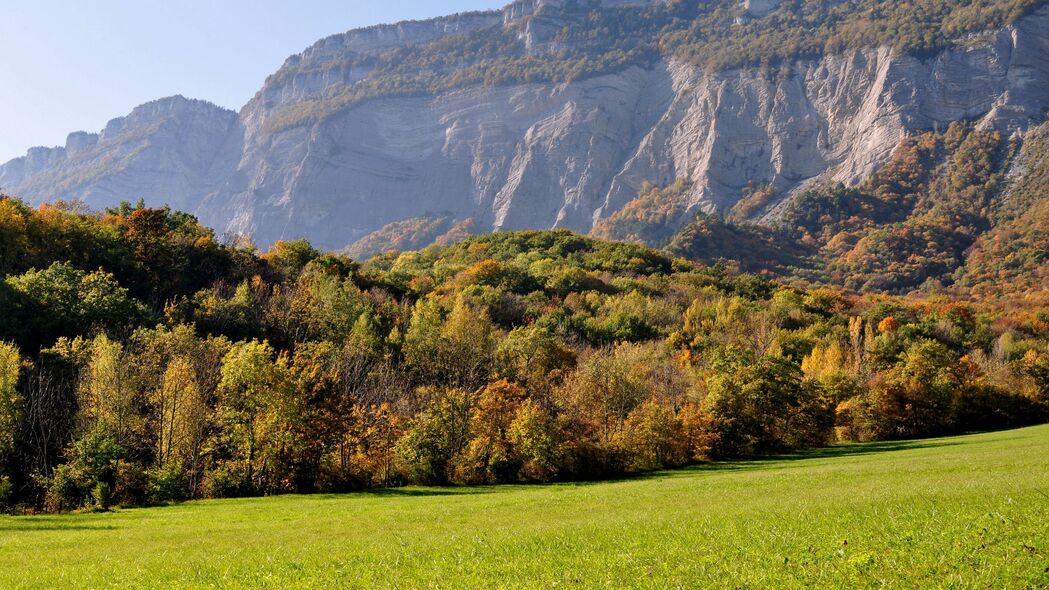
3;3;1049;250
0;96;241;216
742;0;781;18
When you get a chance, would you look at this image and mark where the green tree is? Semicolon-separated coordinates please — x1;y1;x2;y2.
45;428;126;511
403;299;445;385
4;262;148;350
495;326;576;395
212;340;286;495
507;399;562;481
263;239;321;281
704;355;831;457
395;387;474;485
403;296;496;389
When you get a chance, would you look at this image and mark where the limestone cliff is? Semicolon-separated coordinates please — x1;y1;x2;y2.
3;1;1048;251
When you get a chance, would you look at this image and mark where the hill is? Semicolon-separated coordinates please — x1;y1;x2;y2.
3;425;1048;587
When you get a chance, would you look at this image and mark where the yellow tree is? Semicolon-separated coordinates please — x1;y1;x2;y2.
153;358;206;470
848;316;864;374
455;380;528;484
0;343;21;473
439;296;495;389
801;341;849;380
335;403;405;488
79;335;140;444
620;400;686;471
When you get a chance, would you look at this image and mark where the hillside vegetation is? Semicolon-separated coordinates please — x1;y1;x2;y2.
2;425;1048;587
600;121;1049;303
343;214;473;260
0;196;1046;512
960;122;1049;298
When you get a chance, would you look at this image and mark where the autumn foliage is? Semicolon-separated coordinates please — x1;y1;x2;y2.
0;197;1045;513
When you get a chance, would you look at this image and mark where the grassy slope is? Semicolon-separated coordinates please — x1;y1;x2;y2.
2;427;1049;589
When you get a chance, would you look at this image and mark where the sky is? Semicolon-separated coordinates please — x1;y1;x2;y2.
0;0;507;163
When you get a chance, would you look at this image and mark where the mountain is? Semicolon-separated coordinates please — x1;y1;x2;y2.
3;0;1049;270
0;97;240;217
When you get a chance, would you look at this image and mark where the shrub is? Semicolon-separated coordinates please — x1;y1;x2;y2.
147;465;188;504
114;460;148;507
203;464;253;499
44;463;87;513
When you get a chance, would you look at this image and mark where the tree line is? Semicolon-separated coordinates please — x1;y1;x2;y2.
0;197;1046;512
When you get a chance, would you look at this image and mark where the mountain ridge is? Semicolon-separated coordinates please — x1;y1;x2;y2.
3;0;1048;270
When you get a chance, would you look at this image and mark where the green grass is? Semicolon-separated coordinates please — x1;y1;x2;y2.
3;427;1049;589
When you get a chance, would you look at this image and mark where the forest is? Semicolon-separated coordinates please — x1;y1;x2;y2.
0;195;1046;513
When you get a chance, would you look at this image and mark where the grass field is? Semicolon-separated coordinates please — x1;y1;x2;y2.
2;426;1049;589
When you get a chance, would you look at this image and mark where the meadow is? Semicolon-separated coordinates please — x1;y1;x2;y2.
2;425;1048;589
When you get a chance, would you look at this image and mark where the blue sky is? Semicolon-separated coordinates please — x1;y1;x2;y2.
0;0;507;163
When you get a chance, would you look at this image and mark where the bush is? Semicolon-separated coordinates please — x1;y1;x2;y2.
203;464;254;499
148;465;188;503
43;430;126;512
952;383;1048;433
90;482;113;510
113;461;148;507
44;463;87;513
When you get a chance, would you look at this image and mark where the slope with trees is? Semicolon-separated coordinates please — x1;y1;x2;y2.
0;195;1045;512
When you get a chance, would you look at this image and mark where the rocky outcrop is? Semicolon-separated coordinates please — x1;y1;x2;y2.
742;0;781;18
4;3;1049;251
